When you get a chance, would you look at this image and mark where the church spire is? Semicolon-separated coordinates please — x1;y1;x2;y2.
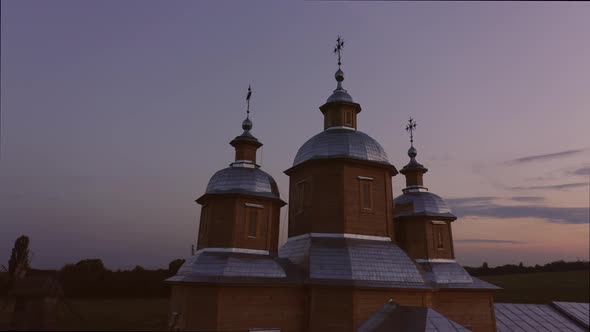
326;35;354;104
230;86;262;166
400;117;428;189
320;36;362;130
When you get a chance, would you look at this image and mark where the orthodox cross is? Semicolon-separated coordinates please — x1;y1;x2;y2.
405;117;417;147
333;35;344;68
246;85;252;118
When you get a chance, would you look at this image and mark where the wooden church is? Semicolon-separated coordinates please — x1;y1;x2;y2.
166;37;502;332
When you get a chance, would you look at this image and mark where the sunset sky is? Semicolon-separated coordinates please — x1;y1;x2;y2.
1;1;589;270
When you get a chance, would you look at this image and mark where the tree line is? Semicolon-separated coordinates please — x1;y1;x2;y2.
464;260;589;276
1;256;185;299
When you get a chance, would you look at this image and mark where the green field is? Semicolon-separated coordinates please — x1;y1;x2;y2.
479;270;589;304
1;270;587;330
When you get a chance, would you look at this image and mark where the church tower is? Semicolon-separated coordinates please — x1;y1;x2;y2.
279;37;433;332
195;87;286;252
284;36;398;238
167;89;302;332
392;119;498;332
393;118;457;260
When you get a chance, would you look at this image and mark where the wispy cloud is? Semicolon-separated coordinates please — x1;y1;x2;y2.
511;182;588;191
568;166;590;177
450;204;589;224
455;239;526;244
510;196;544;203
446;197;496;205
506;149;585;165
446;196;544;205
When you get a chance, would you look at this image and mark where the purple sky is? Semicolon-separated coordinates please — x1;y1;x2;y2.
1;1;589;270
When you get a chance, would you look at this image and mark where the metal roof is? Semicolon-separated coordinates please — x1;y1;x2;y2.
419;261;473;284
279;234;429;288
293;128;390;167
393;191;456;220
166;250;291;284
417;261;499;290
552;302;589;328
495;303;588;332
358;301;471;332
205;166;281;200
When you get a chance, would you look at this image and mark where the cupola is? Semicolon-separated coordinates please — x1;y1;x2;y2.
319;36;362;130
195;87;285;252
393;118;457;261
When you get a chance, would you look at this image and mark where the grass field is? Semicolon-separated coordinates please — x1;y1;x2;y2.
1;270;587;330
479;270;589;304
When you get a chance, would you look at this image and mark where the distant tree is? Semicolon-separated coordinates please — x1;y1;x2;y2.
132;265;145;273
73;259;107;273
518;262;524;268
8;235;31;280
481;262;489;270
168;259;185;275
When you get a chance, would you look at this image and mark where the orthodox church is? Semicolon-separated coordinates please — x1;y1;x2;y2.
165;39;588;332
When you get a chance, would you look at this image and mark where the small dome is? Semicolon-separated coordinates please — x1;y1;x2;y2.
242;118;253;131
326;90;354;103
392;191;456;220
206;166;281;199
293;128;390;166
326;68;354;103
335;68;344;82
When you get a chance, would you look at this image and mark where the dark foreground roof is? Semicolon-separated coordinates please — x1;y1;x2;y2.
358;301;470;332
495;302;589;332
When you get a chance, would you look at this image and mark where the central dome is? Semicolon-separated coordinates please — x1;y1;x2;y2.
293;128;390;166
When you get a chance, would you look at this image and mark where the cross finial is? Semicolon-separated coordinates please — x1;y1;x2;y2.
405;117;417;147
333;35;344;68
246;85;252;118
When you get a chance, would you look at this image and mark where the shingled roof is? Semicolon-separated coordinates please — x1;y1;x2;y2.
495;302;589;332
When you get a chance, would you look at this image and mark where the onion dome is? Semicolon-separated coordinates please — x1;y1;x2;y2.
292;128;391;167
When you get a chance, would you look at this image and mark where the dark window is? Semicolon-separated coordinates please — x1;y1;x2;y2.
360;179;373;211
199;206;209;239
344;110;353;126
247;208;258;238
434;225;445;250
296;181;306;213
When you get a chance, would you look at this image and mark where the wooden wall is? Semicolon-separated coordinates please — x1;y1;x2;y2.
433;290;497;332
